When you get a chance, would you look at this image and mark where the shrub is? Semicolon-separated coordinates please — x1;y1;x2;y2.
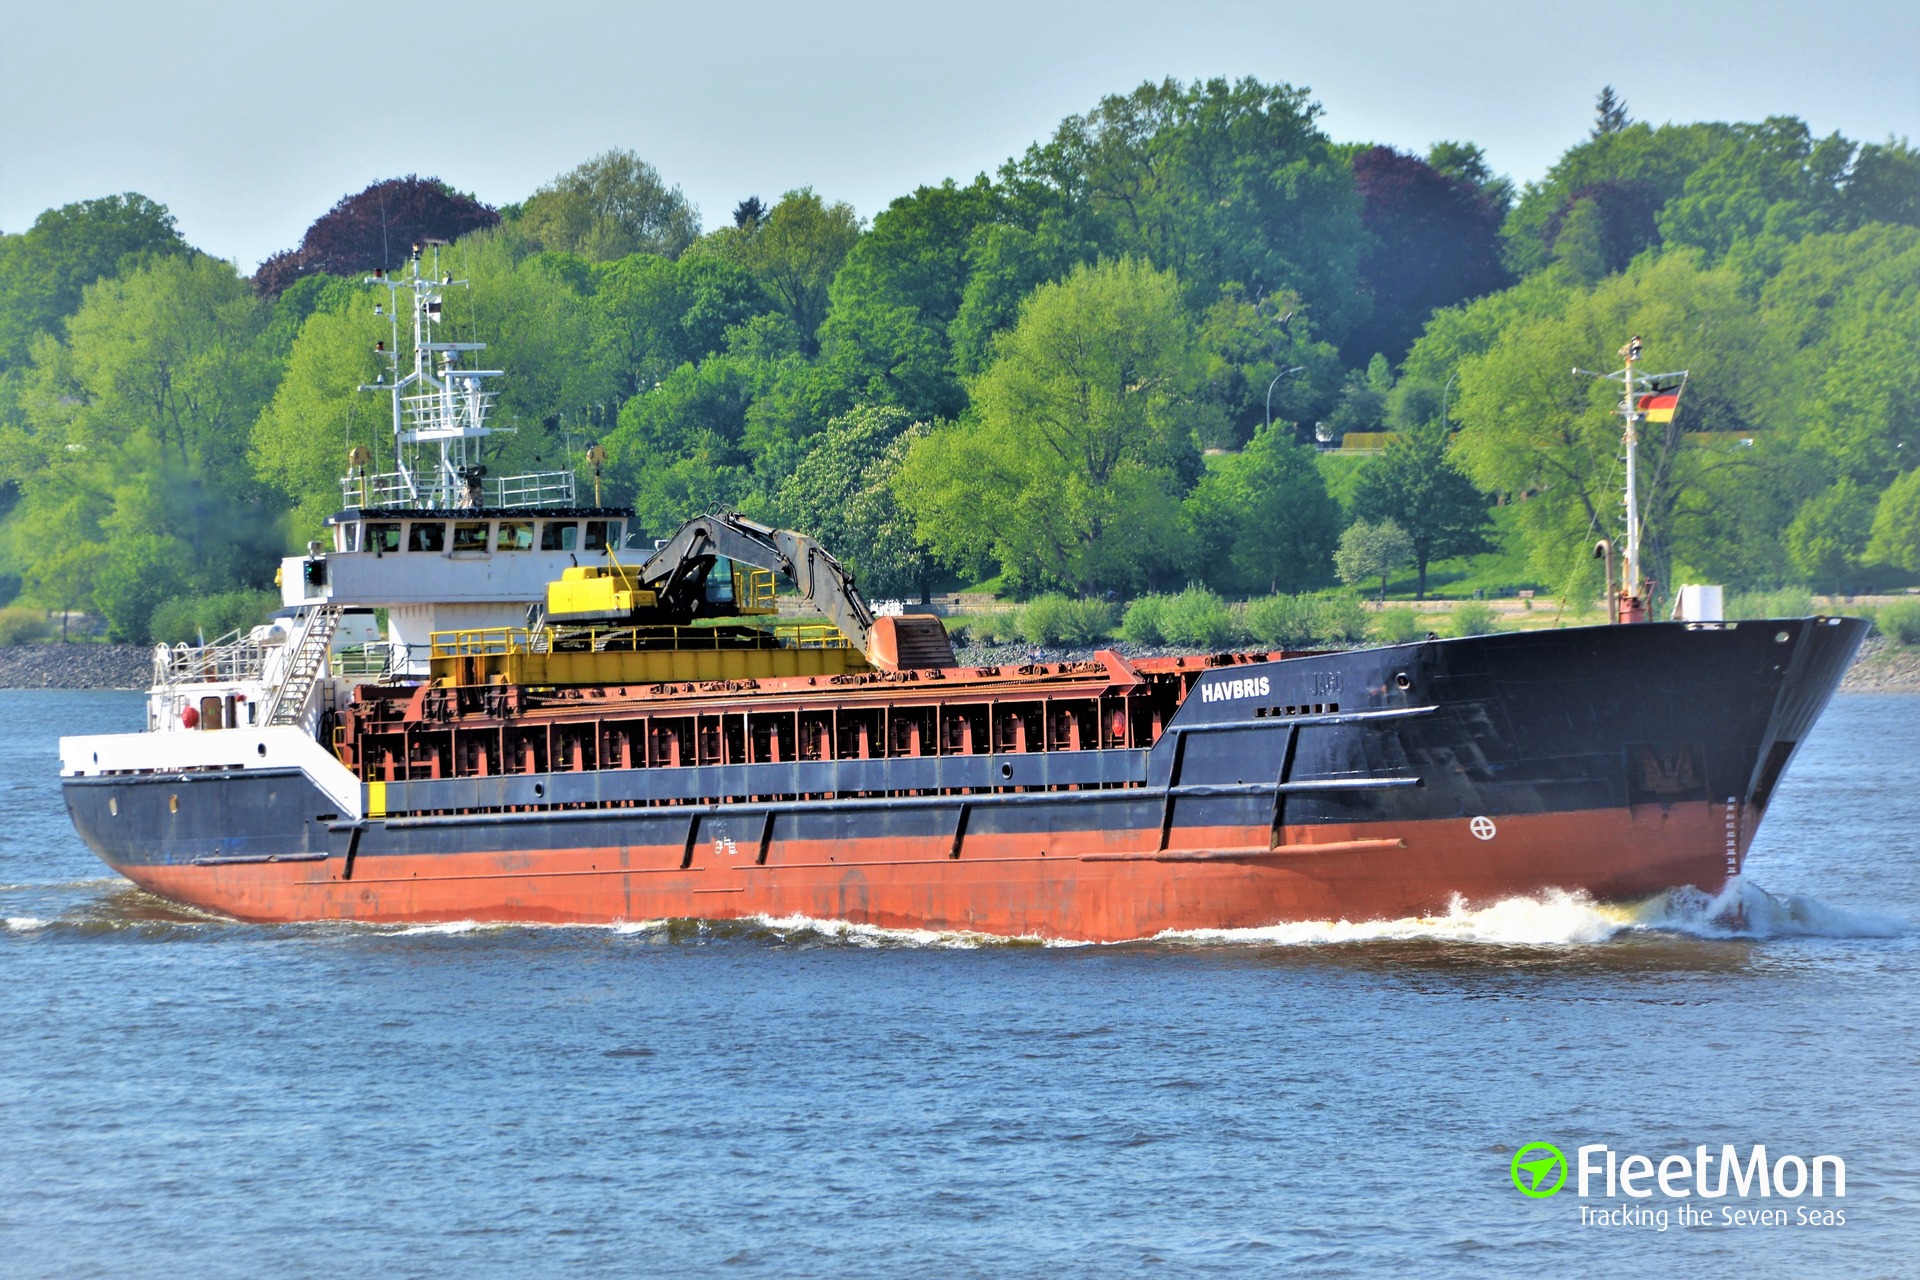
148;590;281;645
1160;587;1241;649
1372;606;1424;645
1017;594;1116;645
0;605;51;647
1727;589;1815;621
1879;598;1920;646
1242;594;1318;648
1120;595;1170;645
1309;592;1371;645
1448;600;1501;637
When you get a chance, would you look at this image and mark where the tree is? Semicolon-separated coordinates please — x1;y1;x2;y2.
253;176;498;296
1866;468;1920;572
1447;252;1779;597
897;257;1200;594
817;177;1005;419
1335;518;1414;601
1545;182;1664;281
513;150;700;261
1342;146;1511;364
1351;419;1495;597
1785;480;1874;591
732;197;767;230
0;193;188;371
778;405;936;600
1182;423;1339;595
92;533;193;643
1005;77;1369;338
22;543;99;640
1593;87;1631;139
702;189;861;356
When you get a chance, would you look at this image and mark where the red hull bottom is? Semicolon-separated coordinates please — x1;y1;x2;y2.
112;803;1745;944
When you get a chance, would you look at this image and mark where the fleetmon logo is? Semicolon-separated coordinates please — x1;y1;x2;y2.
1511;1142;1568;1198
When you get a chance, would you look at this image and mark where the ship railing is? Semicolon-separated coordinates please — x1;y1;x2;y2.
489;470;577;507
339;469;577;510
427;624;853;659
569;624;853;653
429;627;535;658
772;623;850;649
153;630;271;687
399;387;497;435
341;470;420;508
331;641;406;680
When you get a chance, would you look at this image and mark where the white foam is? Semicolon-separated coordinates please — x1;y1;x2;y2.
3;916;47;932
744;913;1056;949
1644;879;1909;940
1158;879;1910;948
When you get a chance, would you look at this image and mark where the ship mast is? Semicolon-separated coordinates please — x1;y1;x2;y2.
1576;338;1687;624
1619;335;1644;619
344;243;577;511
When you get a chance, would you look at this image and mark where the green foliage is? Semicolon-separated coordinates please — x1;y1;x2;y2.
513;150;700;261
1120;594;1169;645
1372;605;1424;645
696;189;861;355
1867;469;1920;572
148;589;280;644
1240;591;1366;649
1334;518;1414;600
92;534;192;643
8;87;1920;630
1351;418;1493;597
1016;594;1115;645
1876;598;1920;646
1183;424;1340;596
777;405;936;600
1725;588;1816;620
1447;253;1777;595
0;605;51;646
898;257;1200;595
1158;587;1240;649
0;193;188;371
1785;480;1874;591
1010;77;1368;338
1447;600;1501;637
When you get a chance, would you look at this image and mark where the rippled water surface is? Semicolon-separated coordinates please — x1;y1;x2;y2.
3;691;1916;1278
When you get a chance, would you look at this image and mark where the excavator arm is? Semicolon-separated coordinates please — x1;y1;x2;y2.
636;513;880;656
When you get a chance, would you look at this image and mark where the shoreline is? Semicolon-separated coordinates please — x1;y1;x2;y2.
3;634;1915;693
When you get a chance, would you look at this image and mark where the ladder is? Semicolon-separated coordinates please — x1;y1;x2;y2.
265;605;342;727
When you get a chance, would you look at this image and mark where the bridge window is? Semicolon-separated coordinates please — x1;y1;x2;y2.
584;521;615;552
497;521;534;551
453;522;490;553
540;521;579;552
366;522;401;553
335;522;360;553
408;522;445;552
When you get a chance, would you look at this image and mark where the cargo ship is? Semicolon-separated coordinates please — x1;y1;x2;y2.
56;274;1867;941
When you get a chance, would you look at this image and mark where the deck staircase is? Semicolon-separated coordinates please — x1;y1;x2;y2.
265;606;342;727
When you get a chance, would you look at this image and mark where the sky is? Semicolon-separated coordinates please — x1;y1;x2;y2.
2;0;1917;270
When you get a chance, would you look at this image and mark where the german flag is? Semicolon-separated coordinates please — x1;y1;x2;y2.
1636;392;1680;423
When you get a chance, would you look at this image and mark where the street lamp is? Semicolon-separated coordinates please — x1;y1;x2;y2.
1265;365;1308;433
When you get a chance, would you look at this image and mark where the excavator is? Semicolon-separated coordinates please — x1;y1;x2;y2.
542;512;955;672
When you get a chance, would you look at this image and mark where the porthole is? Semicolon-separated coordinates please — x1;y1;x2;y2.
533;782;546;798
1000;762;1014;780
257;742;267;757
1394;672;1412;691
108;797;118;817
1775;630;1791;644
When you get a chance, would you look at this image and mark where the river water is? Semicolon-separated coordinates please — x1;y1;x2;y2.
2;690;1915;1278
